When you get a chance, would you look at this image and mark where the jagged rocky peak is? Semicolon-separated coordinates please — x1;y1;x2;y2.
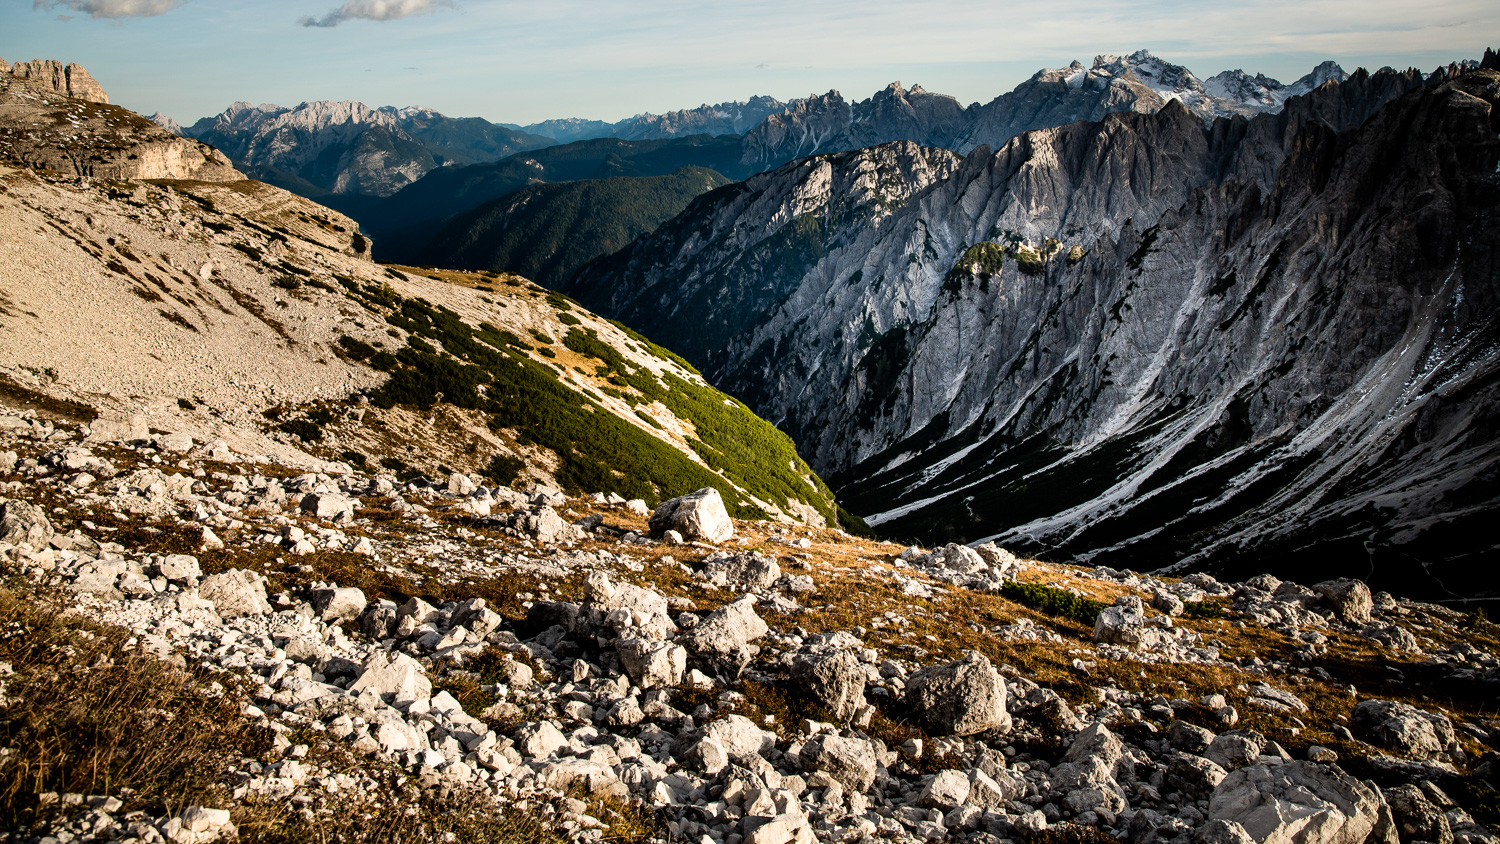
738;82;972;169
2;58;109;104
148;112;183;135
954;50;1354;153
1093;49;1203;94
611;95;789;140
1204;59;1348;110
188;99;404;136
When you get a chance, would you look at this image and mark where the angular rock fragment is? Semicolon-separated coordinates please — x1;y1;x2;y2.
699;550;780;591
1350;699;1455;761
1209;761;1387;844
310;586;367;623
798;733;877;793
677;594;767;679
789;649;866;723
1314;578;1374;624
349;649;431;706
198;569;271;617
1094;595;1147;646
0;499;53;548
904;651;1010;736
615;638;686;688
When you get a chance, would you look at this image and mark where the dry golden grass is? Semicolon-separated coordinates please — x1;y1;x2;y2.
0;576;580;844
0;582;261;832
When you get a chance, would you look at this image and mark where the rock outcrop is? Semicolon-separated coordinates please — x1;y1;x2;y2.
1350;700;1457;761
903;651;1011;736
1208;762;1391;844
0;72;242;182
5;58;109;103
649;487;735;544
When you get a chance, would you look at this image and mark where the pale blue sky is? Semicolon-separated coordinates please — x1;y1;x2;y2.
4;0;1495;127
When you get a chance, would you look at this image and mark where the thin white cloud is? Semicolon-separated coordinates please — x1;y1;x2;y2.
34;0;180;18
299;0;453;28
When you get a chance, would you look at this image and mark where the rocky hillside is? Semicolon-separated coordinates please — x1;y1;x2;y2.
564;62;1500;600
185;100;555;197
565;141;964;367
0;71;241;182
0;90;841;528
4;397;1500;844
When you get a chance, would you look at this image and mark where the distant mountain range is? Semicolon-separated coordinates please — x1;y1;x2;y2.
166;50;1353;203
157;51;1361;301
565;57;1500;598
504;96;791;144
324;134;753;263
180;100;553;197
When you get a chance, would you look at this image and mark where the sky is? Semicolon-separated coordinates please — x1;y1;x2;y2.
3;0;1496;127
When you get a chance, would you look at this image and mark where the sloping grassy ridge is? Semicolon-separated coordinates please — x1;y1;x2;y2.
337;274;839;524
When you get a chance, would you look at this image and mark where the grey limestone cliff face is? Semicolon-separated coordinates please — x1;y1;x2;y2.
3;58;109;104
565;140;963;368
567;66;1500;598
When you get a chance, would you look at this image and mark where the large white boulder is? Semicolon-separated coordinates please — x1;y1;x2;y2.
310;586;367;623
649;487;734;543
1208;761;1391;844
701;714;776;759
1094;595;1147;646
349;650;431;706
198;569;271;618
1314;579;1374;624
